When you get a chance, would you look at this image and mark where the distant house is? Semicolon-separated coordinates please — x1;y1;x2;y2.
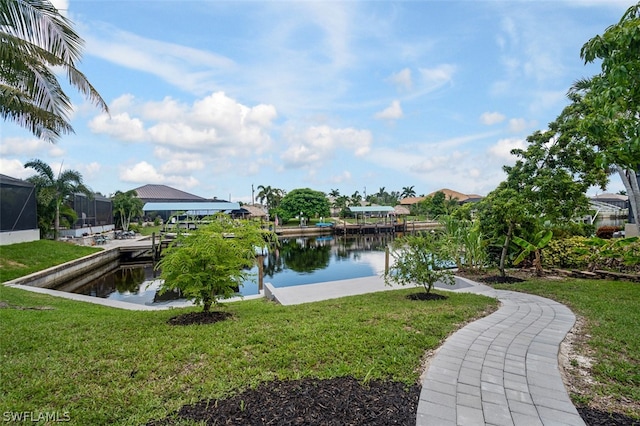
399;188;484;207
133;184;208;204
0;174;39;245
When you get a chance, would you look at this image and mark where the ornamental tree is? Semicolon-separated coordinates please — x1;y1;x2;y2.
157;216;276;312
384;231;455;295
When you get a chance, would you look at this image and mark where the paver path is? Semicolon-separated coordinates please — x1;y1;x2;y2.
417;281;585;426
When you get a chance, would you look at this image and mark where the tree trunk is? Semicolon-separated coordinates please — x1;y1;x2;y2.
499;222;514;278
617;166;640;233
203;297;212;313
55;201;60;240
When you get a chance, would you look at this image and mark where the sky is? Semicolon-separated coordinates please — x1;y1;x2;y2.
1;0;635;203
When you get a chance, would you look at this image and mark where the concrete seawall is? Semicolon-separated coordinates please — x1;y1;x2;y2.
4;248;120;289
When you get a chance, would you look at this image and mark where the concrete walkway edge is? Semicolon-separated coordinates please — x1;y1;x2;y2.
417;279;585;426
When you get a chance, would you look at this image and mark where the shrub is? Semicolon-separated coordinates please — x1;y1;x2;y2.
542;236;591;269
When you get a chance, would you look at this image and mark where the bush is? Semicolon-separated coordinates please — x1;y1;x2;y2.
542;236;591;269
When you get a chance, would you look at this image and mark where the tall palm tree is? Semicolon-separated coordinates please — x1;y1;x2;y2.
1;0;108;142
401;186;416;198
24;158;91;239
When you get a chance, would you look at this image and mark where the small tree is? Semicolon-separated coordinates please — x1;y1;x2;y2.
384;231;455;295
157;216;276;312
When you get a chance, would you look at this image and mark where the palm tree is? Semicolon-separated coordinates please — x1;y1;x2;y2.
401;186;416;199
24;158;91;239
256;185;272;206
1;0;108;142
112;190;143;232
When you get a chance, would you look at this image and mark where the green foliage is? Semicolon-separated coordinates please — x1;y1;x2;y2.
415;191;459;219
24;159;91;240
1;0;108;141
157;216;276;312
512;230;553;275
544;236;640;273
440;216;487;273
384;231;455;294
276;188;330;224
112;190;143;231
543;236;591;269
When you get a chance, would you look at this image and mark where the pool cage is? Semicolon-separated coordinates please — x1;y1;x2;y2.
0;174;40;244
70;193;113;228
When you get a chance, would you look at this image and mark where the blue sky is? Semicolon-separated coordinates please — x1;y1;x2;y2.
1;0;634;202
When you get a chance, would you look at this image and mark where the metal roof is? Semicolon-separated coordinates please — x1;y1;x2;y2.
143;202;240;213
349;206;396;213
133;184;206;202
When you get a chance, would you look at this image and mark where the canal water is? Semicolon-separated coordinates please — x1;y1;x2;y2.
72;234;395;307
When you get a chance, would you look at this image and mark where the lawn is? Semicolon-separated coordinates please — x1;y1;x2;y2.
0;240;101;282
494;278;640;419
0;285;497;425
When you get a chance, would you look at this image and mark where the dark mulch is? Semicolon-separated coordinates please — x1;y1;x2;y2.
147;376;639;425
578;407;640;426
149;376;420;426
406;292;447;301
167;311;232;326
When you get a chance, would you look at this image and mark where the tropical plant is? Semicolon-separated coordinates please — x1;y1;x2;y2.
157;216;276;312
401;186;416;199
384;231;455;295
24;158;90;239
1;0;108;141
112;190;143;231
512;230;553;276
440;215;487;273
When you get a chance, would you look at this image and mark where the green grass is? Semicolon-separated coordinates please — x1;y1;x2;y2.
0;285;497;425
494;278;640;417
0;240;101;282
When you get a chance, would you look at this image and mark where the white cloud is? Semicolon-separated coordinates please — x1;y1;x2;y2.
119;161;199;189
0;159;32;179
419;64;456;91
480;112;506;125
84;26;235;95
119;161;165;183
508;118;531;133
89;112;147;142
0;137;65;157
281;125;372;168
388;68;412;91
89;92;277;155
488;138;526;161
375;100;403;120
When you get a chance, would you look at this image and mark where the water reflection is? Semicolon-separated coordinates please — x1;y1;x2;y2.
72;234;395;306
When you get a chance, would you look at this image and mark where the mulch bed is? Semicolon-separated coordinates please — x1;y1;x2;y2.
148;376;420;426
578;407;640;425
167;311;232;326
406;292;447;301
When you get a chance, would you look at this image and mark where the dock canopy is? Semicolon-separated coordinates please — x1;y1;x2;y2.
349;206;396;214
143;202;240;219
